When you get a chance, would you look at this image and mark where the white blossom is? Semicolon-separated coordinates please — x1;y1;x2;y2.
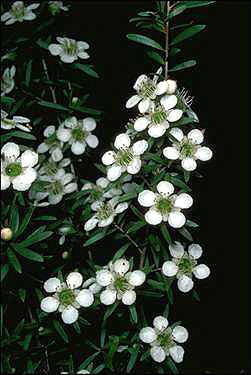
95;259;146;306
1;142;38;191
37;125;67;162
48;37;89;63
1;2;40;25
1;66;16;96
102;133;148;181
57;117;98;155
133;96;183;138
40;272;94;324
162;242;210;292
126;68;172;113
48;1;69;15
138;181;193;228
1;110;31;132
84;197;128;231
163;128;213;171
139;315;188;363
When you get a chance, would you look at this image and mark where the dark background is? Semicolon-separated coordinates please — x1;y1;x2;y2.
2;1;250;373
58;1;250;373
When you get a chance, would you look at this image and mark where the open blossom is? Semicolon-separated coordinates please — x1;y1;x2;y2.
48;37;89;63
95;258;146;306
1;2;40;25
37;125;65;162
84;197;128;231
139;316;188;363
57;117;99;155
48;1;69;15
1;142;38;191
138;181;193;228
1;110;31;132
162;242;210;293
1;66;16;96
133;96;183;138
102;133;148;181
125;70;172;114
163;127;213;171
40;272;94;324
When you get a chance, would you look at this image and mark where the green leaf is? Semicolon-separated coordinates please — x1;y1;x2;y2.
7;248;22;273
127;345;140;372
166;176;191;192
73;321;81;334
169;60;196;72
74;63;99;78
33;215;57;221
178;226;193;241
78;352;100;371
92;364;105;374
129;306;138;324
146;50;165;64
103;301;119;321
69;105;102;116
9;130;36;141
100;328;106;348
38;100;70;111
126;33;164;50
127;221;146;234
147;279;166;291
112;243;131;262
18;288;26;303
192;289;200;301
186;219;199;228
170;47;181;56
11;244;44;262
22;333;32;351
10;207;19;234
130;205;144;220
1;264;9;282
184;170;191;183
53;320;69;343
168;5;187;19
18;227;53;247
118;191;137;202
170;25;206;46
106;335;119;370
10;97;26;116
1;96;15;104
179;1;216;9
160;223;172;244
166;357;179;374
83;231;107;247
25;60;32;87
15;207;34;238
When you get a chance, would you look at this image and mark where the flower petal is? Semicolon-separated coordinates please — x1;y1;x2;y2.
157;181;174;197
187;129;204;144
114;133;131;149
132;140;148;156
115;202;128;214
153;316;169;331
156;80;169;95
48;44;63;56
168;211;186;228
60;54;76;63
188;244;203;259
162;261;178;277
37;143;49;153
1;142;20;159
48;194;63;205
1;175;11;190
160;94;177;110
126;95;141;108
127;157;141;174
86;134;99;148
41;296;59;313
134;117;151;132
98;216;114;227
107;165;122;181
83;117;96;131
61;305;79;324
194;146;213;161
169;127;184;142
128;270;146;286
21;150;38;168
100;289;117;305
145;208;162;225
172;326;189;343
169;345;185;363
102;151;116;165
139;327;157;343
96;177;109;188
148;123;167;138
56;127;71;142
75;289;94;307
138;190;156;207
169;241;184;258
122;290;136;305
163;146;180;160
177;275;194;292
71;141;86;155
44;277;61;293
181;157;197;171
167;109;183;122
84;217;98;231
192;264;210;279
66;272;83;289
174;193;193;209
150;346;166;363
138;98;151;113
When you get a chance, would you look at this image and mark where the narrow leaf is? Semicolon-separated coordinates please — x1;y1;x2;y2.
160;223;172;244
186;219;199;228
146;50;165;64
9;130;36;141
15;207;34;237
25;60;32;87
33;215;57;221
38;100;70;111
166;357;179;374
7;248;22;273
83;231;108;247
129;306;138;324
103;302;119;321
126;33;164;50
12;245;44;262
127;345;140;372
180;1;216;9
168;5;186;19
169;47;181;56
1;264;9;282
170;25;206;46
169;60;197;72
19;227;53;247
74;63;99;78
69;105;102;116
112;243;131;262
53;320;69;343
178;226;193;241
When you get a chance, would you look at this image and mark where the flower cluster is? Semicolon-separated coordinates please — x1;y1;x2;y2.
162;241;210;292
41;272;94;324
1;2;39;25
48;37;89;64
1;110;31;132
93;258;146;305
139;316;188;363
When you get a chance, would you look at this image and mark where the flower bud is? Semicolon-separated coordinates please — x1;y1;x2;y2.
62;251;69;259
72;97;79;105
1;228;13;241
166;79;177;94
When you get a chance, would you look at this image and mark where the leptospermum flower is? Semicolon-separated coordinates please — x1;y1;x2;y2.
1;110;31;132
57;117;99;155
37;125;65;162
84;197;128;231
48;1;69;15
133;96;183;138
82;177;123;207
162;242;210;293
102;133;148;181
163;127;213;171
1;2;40;25
125;70;172;113
1;66;16;96
1;142;38;191
48;37;89;63
40;272;94;324
139;316;188;363
138;181;193;228
95;258;146;306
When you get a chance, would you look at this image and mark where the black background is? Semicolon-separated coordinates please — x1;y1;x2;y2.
2;1;250;373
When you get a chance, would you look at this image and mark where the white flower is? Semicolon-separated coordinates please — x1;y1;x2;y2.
48;1;69;15
102;133;148;181
138;181;193;228
40;272;94;324
37;125;66;162
84;197;128;231
1;142;38;191
133;96;183;138
1;66;16;96
1;2;40;25
163;128;213;171
30;168;77;206
57;117;98;155
126;68;171;113
139;315;188;363
1;110;31;132
162;242;210;293
48;37;89;63
96;259;146;306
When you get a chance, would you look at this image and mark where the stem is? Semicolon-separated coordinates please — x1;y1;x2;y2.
164;1;170;79
114;223;144;256
42;59;57;104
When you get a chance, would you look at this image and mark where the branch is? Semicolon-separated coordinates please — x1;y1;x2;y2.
42;58;57;104
114;223;144;256
165;1;170;79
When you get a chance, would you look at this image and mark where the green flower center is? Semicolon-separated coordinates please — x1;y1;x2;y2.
155;197;173;215
45;134;60;147
72;128;88;142
11;3;25;19
151;106;168;125
114;276;130;293
58;288;75;306
97;203;114;220
43;161;58;176
179;140;196;159
178;255;197;275
157;328;175;349
64;40;78;56
139;81;156;99
5;162;22;177
90;188;103;202
48;180;64;195
115;148;134;167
